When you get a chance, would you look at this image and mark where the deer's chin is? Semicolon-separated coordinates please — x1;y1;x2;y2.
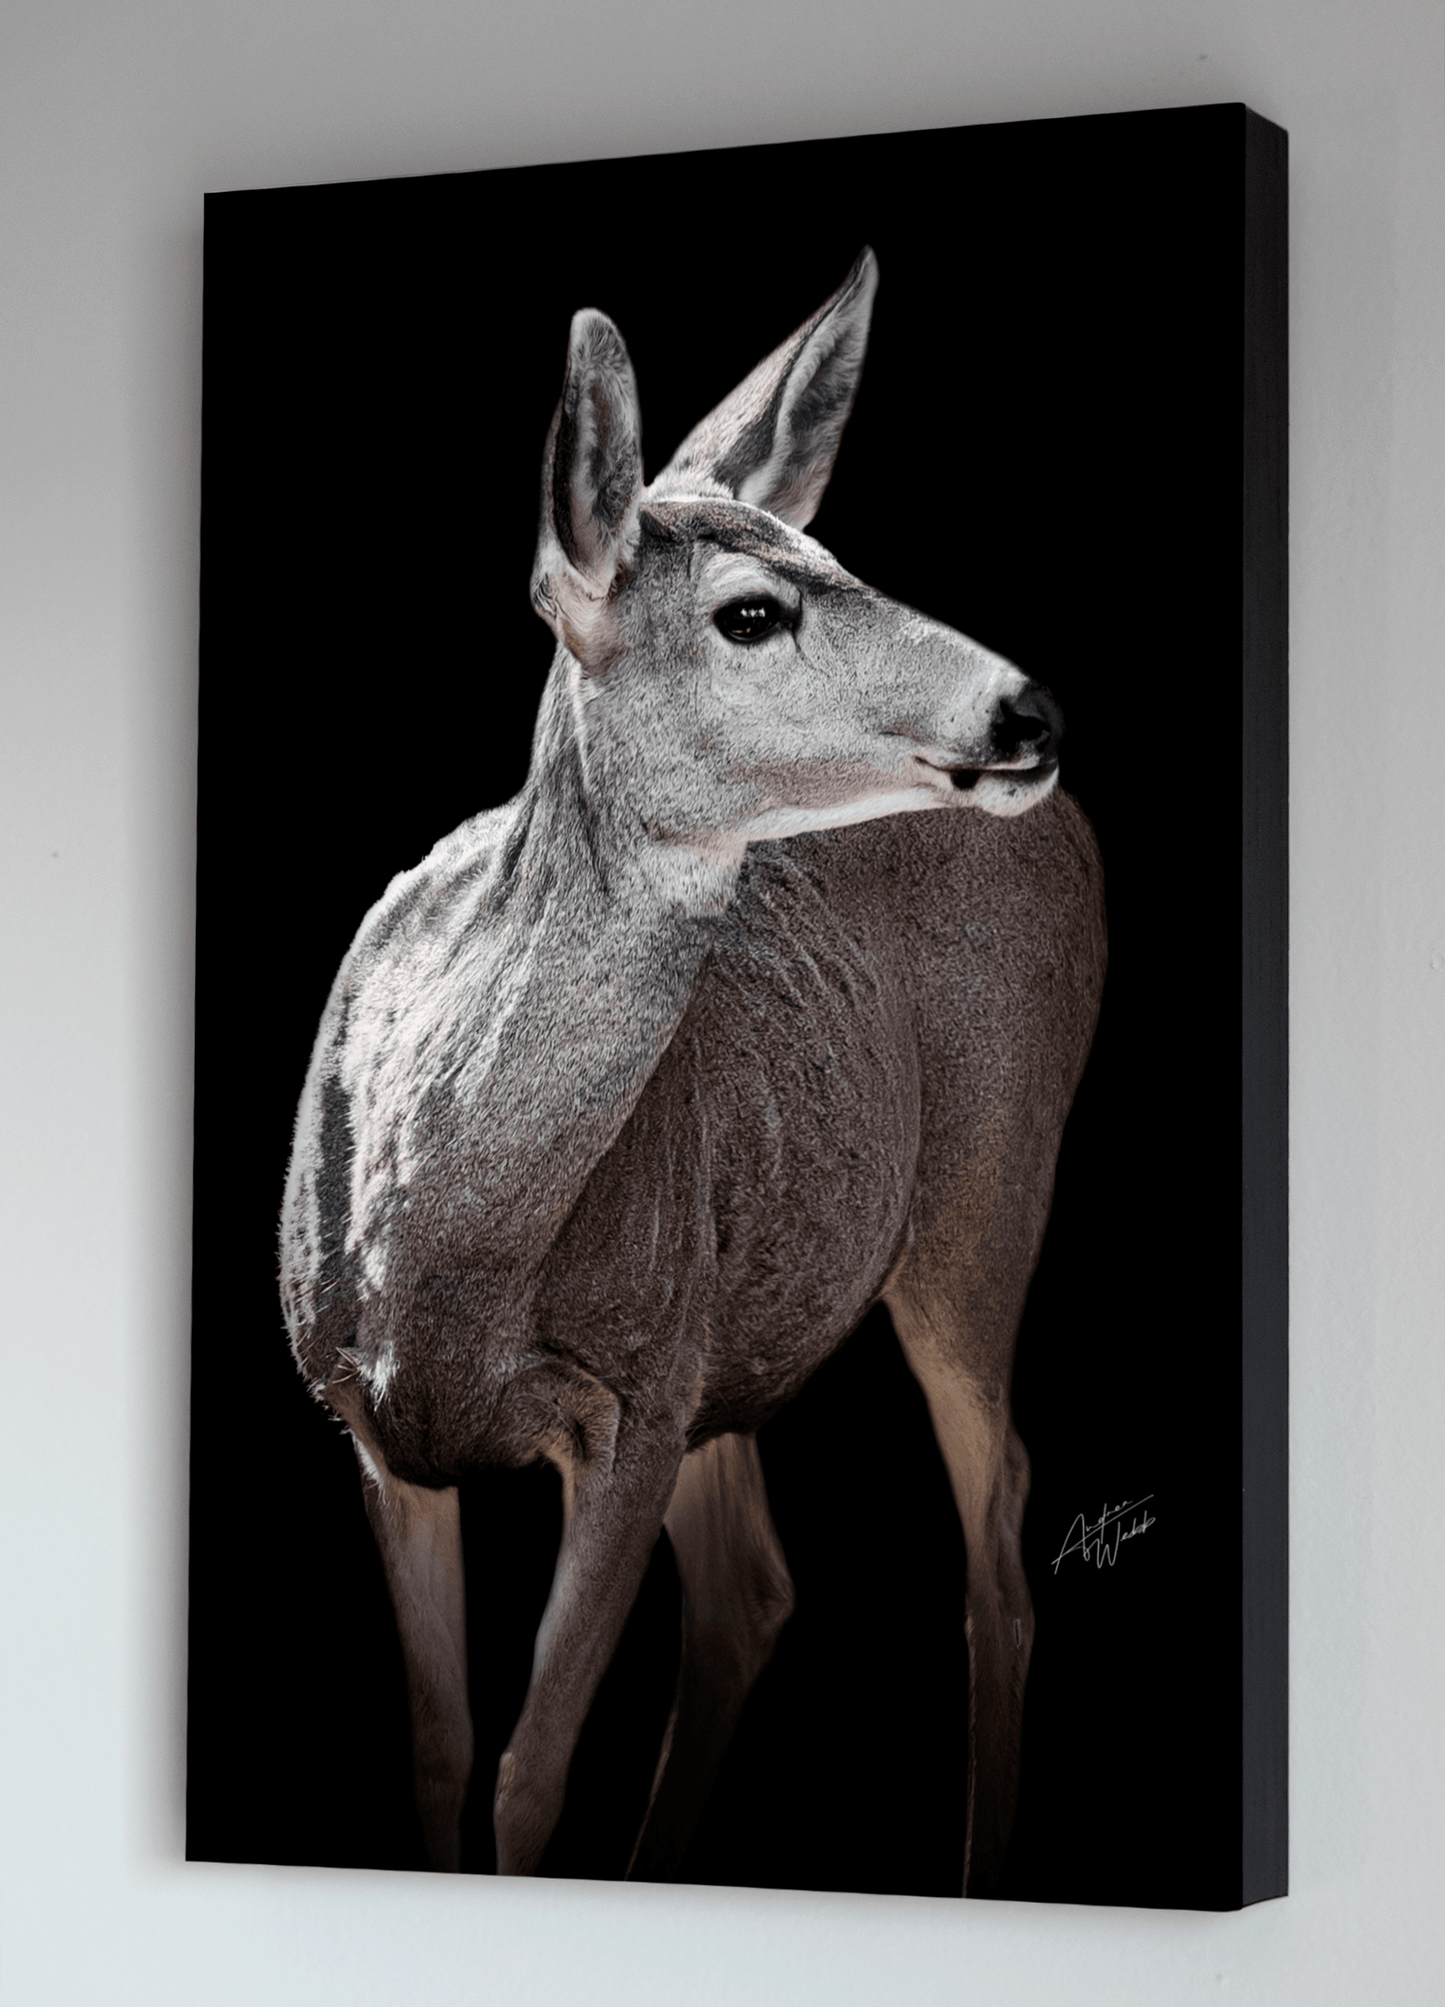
970;761;1060;817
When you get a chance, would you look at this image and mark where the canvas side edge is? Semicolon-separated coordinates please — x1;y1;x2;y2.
1240;104;1289;1908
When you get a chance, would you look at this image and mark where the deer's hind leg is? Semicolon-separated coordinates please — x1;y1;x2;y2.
627;1432;794;1882
884;1222;1043;1898
347;1432;473;1871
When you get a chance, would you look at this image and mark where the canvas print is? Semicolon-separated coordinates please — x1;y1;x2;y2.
189;105;1287;1909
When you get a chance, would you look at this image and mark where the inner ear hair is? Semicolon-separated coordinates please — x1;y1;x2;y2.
531;308;645;663
553;309;643;582
735;257;877;526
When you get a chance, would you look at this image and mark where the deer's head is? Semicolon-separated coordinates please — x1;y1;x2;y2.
530;252;1062;863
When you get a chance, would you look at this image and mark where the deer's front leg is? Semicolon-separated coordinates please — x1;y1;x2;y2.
320;1367;473;1871
493;1411;684;1877
627;1431;794;1882
350;1439;473;1872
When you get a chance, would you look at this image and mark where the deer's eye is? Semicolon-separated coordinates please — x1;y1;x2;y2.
714;598;787;644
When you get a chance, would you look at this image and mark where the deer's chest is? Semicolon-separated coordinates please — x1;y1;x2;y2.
535;882;921;1433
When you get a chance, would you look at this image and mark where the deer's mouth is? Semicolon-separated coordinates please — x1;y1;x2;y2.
921;757;1058;792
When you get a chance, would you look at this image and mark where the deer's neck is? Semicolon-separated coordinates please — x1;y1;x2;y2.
432;665;737;1273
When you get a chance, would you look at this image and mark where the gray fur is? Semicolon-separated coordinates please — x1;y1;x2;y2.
279;251;1106;1892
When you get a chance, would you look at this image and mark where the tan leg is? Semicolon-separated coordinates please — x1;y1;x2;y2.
627;1433;794;1881
492;1425;684;1878
886;1282;1034;1897
351;1437;472;1872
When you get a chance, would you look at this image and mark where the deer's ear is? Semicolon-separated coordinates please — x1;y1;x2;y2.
531;309;643;670
648;249;878;529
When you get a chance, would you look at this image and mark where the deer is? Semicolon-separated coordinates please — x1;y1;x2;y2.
279;248;1106;1897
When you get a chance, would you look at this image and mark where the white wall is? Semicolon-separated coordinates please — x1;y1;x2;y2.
2;1;1441;2000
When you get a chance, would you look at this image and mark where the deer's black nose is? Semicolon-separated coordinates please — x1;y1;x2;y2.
991;683;1062;765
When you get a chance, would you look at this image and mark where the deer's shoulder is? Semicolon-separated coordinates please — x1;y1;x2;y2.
339;801;520;992
298;800;528;1077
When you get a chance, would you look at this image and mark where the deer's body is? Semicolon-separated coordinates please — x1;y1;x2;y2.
280;254;1105;1892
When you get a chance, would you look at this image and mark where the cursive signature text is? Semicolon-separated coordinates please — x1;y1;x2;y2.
1051;1496;1156;1574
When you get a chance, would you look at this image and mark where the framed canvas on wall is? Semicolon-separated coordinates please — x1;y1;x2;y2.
188;102;1287;1910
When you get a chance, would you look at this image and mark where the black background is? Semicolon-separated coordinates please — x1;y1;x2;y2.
191;107;1253;1908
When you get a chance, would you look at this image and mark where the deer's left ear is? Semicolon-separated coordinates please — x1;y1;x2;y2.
649;249;878;529
531;309;643;671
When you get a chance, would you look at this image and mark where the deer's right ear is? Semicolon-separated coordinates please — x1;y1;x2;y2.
530;309;643;673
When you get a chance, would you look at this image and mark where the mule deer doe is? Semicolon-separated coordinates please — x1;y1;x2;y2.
280;250;1106;1895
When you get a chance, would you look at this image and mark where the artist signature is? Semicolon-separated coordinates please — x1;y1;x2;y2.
1051;1497;1156;1574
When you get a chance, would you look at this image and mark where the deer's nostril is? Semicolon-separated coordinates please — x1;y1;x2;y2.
992;685;1062;762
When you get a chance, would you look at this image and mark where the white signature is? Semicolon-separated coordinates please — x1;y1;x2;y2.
1051;1496;1156;1574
